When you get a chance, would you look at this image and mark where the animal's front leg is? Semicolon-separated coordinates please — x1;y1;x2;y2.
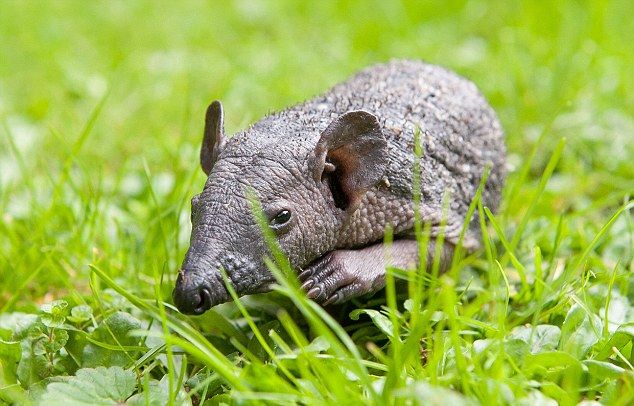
298;240;423;305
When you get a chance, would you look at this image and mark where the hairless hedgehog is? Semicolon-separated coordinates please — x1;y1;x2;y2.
173;59;505;314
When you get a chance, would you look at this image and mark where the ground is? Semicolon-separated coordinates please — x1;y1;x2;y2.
0;1;633;405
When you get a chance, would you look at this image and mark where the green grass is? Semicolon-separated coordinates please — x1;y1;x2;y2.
1;1;633;404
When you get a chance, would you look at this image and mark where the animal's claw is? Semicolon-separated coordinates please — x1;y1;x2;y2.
300;279;314;291
299;251;372;305
307;286;322;300
298;268;313;283
322;294;339;306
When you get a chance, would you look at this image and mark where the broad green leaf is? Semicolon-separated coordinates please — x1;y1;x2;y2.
472;338;494;354
304;336;330;353
523;351;584;379
559;304;602;358
473;338;529;366
194;309;249;347
40;300;69;314
246;320;280;360
537;381;574;405
68;305;93;324
349;309;393;337
82;311;143;368
596;324;634;360
404;298;414;312
41;300;69;328
395;381;477;405
127;376;192;406
205;393;233;405
44;329;69;354
587;287;632;333
0;313;38;339
583;360;625;380
40;366;136;405
518;390;557;406
504;338;531;364
480;378;515;405
0;339;21;384
509;324;561;354
604;292;633;333
17;336;55;386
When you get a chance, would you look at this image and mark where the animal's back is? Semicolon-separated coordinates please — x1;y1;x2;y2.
290;60;505;250
234;60;505;250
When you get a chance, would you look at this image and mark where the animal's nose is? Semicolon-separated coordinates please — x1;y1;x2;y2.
172;271;213;315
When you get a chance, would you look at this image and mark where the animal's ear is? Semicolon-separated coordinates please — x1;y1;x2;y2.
313;110;388;213
200;100;226;175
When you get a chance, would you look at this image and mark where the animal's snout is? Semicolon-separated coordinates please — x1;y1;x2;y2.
172;271;213;315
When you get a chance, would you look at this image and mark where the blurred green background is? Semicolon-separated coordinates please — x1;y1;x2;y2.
1;0;633;307
1;2;634;404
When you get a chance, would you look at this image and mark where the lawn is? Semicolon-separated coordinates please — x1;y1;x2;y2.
1;1;633;404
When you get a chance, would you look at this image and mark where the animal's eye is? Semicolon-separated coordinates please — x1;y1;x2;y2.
270;209;292;228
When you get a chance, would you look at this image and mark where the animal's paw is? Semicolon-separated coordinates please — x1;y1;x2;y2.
298;250;383;306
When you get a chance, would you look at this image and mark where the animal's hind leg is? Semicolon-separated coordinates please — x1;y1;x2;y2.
299;239;454;305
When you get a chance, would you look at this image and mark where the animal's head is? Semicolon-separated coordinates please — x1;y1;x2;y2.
172;101;388;314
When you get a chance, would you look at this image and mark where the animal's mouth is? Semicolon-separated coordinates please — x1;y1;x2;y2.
208;268;276;304
172;269;232;314
175;256;319;314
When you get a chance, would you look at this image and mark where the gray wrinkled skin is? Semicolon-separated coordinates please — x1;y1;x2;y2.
173;60;505;314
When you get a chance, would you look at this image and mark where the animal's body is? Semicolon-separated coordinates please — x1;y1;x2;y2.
173;60;505;314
